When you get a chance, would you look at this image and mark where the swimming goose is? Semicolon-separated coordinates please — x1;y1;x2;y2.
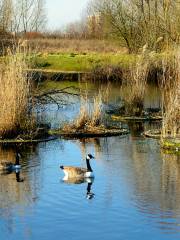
60;154;95;180
0;152;21;172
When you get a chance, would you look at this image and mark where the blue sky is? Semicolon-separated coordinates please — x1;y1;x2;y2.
46;0;90;30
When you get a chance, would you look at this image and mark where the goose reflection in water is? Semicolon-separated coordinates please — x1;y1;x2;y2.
86;178;95;199
62;177;95;200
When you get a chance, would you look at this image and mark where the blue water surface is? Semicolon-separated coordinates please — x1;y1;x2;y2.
0;82;179;240
0;135;180;240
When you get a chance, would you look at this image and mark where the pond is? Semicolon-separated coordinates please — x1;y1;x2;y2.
0;81;180;240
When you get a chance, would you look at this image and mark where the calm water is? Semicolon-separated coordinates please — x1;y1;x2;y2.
0;82;180;240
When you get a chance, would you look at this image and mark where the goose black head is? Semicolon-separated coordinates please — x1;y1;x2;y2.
86;154;95;160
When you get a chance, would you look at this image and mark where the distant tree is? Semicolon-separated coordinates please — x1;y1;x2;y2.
12;0;47;33
89;0;180;52
33;0;47;32
65;17;89;39
0;0;13;31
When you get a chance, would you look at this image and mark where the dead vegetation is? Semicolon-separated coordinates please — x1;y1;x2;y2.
91;65;123;82
160;50;180;140
62;90;103;133
0;45;34;138
29;38;127;54
122;49;150;116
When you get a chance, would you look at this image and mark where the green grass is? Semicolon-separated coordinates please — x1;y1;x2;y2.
162;139;180;152
34;52;137;72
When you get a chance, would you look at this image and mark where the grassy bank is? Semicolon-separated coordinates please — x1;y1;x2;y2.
34;52;137;72
29;38;166;73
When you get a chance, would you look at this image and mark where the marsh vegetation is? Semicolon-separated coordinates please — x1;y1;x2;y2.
0;45;33;139
0;0;179;151
160;50;180;150
1;1;180;239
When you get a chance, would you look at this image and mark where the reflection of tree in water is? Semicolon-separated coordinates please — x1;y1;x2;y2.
129;140;180;220
128;122;145;137
80;134;180;223
77;137;102;160
128;121;161;138
161;153;180;212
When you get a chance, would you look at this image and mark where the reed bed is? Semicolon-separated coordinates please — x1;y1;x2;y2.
160;51;180;140
0;45;33;138
63;90;103;132
123;51;150;116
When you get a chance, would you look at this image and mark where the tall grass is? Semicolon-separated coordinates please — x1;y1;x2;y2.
90;92;103;127
63;90;103;132
160;50;180;139
0;45;32;138
74;95;90;130
74;91;103;129
123;50;150;116
29;38;127;54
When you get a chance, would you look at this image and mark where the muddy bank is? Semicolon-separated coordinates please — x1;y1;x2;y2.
49;128;129;139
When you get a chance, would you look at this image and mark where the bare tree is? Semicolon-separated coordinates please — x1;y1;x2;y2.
0;0;13;31
90;0;180;52
12;0;47;33
32;0;47;32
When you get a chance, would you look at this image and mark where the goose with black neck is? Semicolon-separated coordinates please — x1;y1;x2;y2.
60;154;95;180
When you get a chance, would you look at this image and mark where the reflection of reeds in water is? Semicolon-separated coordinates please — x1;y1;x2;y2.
0;146;27;208
0;147;15;164
78;138;101;161
0;44;33;138
130;140;180;213
161;153;180;211
160;51;180;139
0;145;39;209
123;51;150;116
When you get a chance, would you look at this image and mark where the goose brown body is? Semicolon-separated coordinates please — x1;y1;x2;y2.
60;154;95;179
61;166;88;178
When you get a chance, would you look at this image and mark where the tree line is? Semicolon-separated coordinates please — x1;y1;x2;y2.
1;0;180;54
0;0;46;35
55;0;180;53
88;0;180;52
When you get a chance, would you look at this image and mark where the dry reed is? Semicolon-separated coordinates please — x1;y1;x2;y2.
123;50;150;116
89;92;103;127
63;90;103;132
74;95;90;130
29;38;127;54
0;44;32;138
160;50;180;139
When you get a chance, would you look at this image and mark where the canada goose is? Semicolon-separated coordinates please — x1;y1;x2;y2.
0;152;21;172
60;154;95;180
